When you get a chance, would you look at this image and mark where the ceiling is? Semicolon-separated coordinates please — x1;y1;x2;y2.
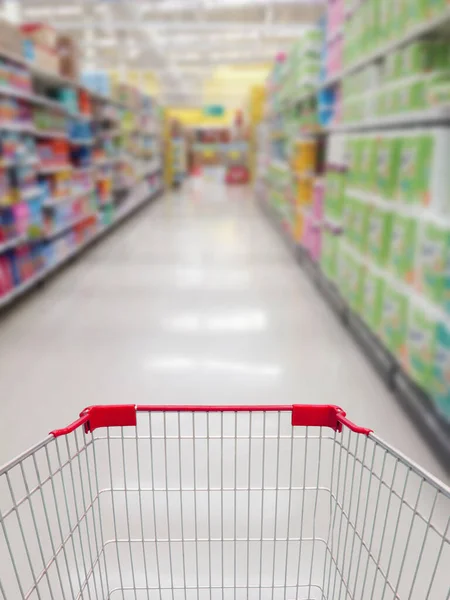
11;0;325;105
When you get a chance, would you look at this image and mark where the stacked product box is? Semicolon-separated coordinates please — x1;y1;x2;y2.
321;134;346;280
322;128;450;422
326;0;345;78
343;0;447;69
342;40;450;123
290;138;319;249
266;160;294;234
273;28;323;110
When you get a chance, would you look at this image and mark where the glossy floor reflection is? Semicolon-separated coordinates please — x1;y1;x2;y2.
0;177;446;482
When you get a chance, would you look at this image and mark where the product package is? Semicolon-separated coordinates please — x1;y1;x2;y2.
362;267;385;332
367;204;393;267
414;220;450;305
373;135;400;198
403;301;438;392
389;213;418;282
397;134;432;205
431;321;450;422
380;281;409;355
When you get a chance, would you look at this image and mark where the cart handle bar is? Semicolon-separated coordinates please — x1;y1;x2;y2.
50;404;372;438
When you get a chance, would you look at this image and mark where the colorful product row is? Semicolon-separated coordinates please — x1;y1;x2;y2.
321;235;450;421
344;129;450;214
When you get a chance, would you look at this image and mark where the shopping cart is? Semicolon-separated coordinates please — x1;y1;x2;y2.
0;404;449;600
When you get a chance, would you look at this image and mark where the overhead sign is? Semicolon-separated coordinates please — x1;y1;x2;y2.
203;105;225;117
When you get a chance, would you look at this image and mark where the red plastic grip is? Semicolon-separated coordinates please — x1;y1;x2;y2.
51;404;371;437
51;405;137;437
291;404;372;434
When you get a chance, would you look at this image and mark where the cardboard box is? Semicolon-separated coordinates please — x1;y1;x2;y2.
57;35;79;81
0;19;24;59
21;23;58;50
34;44;59;75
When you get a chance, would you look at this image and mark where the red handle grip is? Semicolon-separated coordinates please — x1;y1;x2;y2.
50;404;372;437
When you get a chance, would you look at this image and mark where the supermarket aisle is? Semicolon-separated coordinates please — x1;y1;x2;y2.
0;176;446;482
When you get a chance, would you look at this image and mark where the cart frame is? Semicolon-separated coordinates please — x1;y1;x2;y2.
1;404;449;600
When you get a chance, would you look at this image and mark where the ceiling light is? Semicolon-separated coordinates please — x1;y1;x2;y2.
24;5;83;17
96;38;116;48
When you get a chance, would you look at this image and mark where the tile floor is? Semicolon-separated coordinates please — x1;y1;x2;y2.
0;177;447;484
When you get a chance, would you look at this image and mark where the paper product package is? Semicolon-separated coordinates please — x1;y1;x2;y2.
348;257;366;313
349;196;370;253
373;135;400;198
362;267;385;333
360;136;376;190
422;127;450;214
397;133;432;205
336;244;351;298
431;322;450;422
380;281;409;355
414;219;450;305
389;213;418;283
320;230;339;281
403;301;438;392
367;204;393;267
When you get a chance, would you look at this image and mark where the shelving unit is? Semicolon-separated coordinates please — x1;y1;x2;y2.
0;42;165;312
256;2;450;470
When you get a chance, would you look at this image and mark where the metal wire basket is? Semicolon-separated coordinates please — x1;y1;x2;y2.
1;404;449;599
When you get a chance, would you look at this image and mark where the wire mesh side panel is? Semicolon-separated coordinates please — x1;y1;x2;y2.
94;410;336;600
322;428;450;600
0;429;107;600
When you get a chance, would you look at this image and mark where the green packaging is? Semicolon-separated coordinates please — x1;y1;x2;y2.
431;322;450;422
342;194;356;239
321;230;339;281
348;259;366;313
362;269;385;333
389;213;418;283
414;221;450;305
360;137;376;190
351;199;371;253
345;137;361;187
385;51;402;81
400;41;433;77
403;303;438;391
336;246;351;298
367;206;394;267
422;0;447;22
380;282;409;355
397;134;433;205
373;137;400;198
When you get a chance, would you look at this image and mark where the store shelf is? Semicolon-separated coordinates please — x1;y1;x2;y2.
322;8;450;89
0;155;38;168
21;186;41;200
34;129;68;139
258;192;450;472
0;234;27;253
70;138;95;146
38;163;73;175
42;186;95;208
43;213;96;240
0;120;36;134
0;183;164;312
327;107;450;132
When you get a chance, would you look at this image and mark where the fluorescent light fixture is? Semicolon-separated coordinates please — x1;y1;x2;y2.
96;38;116;48
24;5;83;17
